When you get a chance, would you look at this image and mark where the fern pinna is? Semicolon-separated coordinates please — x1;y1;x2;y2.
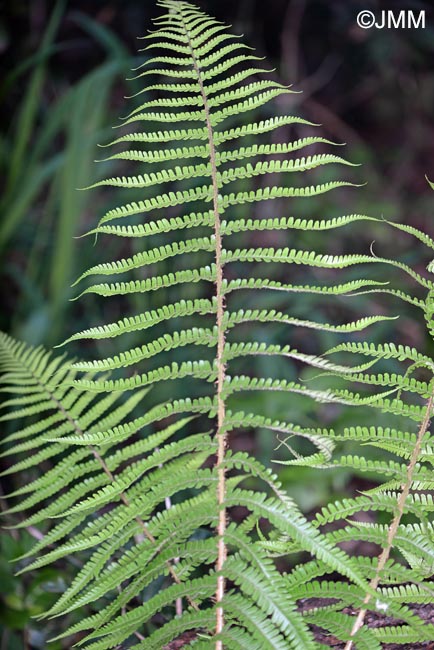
314;220;434;649
1;0;434;648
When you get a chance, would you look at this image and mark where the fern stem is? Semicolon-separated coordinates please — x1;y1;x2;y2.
344;390;434;650
178;7;228;646
160;453;183;617
55;410;199;610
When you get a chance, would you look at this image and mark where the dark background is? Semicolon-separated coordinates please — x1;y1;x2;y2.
2;0;434;343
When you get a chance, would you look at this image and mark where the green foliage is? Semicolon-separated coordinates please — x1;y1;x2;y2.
0;3;132;346
1;1;434;648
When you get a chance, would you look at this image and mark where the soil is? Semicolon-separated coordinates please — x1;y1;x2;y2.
163;631;198;649
162;603;434;649
300;599;434;649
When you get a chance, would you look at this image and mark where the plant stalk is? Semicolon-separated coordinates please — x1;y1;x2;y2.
344;390;434;650
179;8;228;647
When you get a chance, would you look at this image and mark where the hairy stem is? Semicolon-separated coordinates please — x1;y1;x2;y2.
344;391;434;650
179;8;227;646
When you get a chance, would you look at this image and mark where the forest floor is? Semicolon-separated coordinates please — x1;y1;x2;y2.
163;602;434;649
300;599;434;649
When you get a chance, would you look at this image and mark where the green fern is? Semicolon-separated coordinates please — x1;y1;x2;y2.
2;1;434;648
272;221;434;648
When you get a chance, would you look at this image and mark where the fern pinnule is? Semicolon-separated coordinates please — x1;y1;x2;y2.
62;4;389;640
293;223;434;647
0;331;208;617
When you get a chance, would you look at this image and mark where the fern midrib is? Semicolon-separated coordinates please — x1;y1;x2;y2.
344;388;434;650
178;6;228;645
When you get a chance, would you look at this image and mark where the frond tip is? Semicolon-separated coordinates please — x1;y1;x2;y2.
2;0;434;648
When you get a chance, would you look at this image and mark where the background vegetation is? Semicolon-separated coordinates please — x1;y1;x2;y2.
1;0;434;647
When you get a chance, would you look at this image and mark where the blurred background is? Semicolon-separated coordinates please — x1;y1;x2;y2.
1;0;434;647
1;0;434;346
